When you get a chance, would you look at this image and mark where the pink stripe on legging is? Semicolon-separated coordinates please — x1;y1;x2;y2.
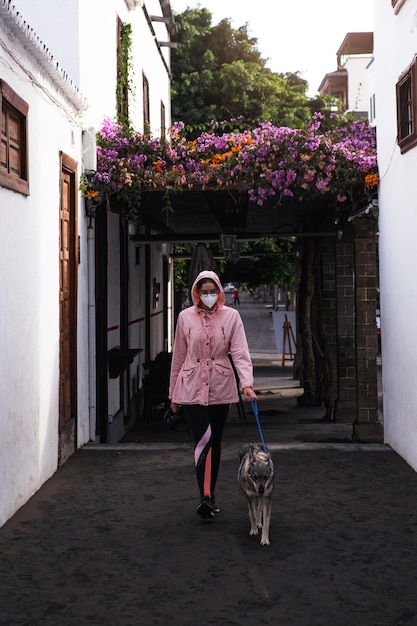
194;424;211;466
203;448;212;497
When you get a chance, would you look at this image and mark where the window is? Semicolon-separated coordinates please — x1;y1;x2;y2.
0;80;29;195
160;101;166;140
143;73;150;133
396;59;417;153
369;93;376;123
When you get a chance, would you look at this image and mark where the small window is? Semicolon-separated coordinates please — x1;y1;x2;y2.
0;80;29;195
369;93;376;123
396;58;417;154
160;101;166;140
143;73;150;133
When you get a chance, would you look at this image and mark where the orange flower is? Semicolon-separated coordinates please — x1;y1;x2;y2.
153;160;164;173
212;153;224;164
85;190;99;198
212;151;233;164
365;173;379;188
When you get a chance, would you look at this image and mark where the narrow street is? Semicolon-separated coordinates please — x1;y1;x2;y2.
0;291;413;626
231;289;278;357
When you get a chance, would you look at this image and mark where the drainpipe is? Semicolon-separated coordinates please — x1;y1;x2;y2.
82;128;98;443
87;223;96;441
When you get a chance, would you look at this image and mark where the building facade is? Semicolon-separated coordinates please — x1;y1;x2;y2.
0;0;175;526
374;0;417;471
318;32;373;118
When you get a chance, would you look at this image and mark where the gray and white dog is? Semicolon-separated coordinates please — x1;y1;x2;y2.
237;443;274;546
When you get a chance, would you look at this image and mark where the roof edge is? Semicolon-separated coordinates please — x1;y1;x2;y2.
0;0;87;112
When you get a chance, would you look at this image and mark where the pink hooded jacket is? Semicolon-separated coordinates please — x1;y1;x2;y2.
169;270;254;405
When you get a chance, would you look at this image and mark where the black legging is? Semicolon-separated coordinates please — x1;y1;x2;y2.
183;404;230;499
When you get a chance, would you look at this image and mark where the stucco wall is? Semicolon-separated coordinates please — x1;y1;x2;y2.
1;0;175;522
0;22;87;526
375;0;417;470
344;55;373;112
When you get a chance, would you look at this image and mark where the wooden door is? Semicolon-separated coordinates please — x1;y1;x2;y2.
59;154;78;464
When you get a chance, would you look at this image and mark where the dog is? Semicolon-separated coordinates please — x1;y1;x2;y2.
237;443;274;546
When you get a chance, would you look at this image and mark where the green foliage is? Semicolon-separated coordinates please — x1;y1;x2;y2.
172;238;297;293
117;22;134;129
172;8;318;133
222;238;296;289
307;94;358;130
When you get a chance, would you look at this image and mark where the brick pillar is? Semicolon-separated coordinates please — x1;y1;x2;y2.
334;230;357;422
322;240;338;419
352;218;383;442
293;245;303;382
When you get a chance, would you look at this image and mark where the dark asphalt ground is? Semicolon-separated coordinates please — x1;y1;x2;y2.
2;294;417;626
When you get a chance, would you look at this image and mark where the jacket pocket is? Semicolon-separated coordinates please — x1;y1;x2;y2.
214;363;233;377
181;367;196;379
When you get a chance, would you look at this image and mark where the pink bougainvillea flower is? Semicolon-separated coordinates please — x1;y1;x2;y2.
81;114;378;211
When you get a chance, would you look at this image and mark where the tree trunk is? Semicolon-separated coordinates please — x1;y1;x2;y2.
297;236;333;414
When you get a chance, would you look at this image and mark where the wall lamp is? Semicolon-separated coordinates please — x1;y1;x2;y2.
221;234;236;260
347;198;379;222
83;169;97;221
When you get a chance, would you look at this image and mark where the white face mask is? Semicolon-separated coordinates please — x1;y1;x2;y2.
200;293;218;308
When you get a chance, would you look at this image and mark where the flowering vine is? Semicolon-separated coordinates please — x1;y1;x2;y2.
81;112;378;218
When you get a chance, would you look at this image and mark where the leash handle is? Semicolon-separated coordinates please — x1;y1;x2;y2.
250;399;267;453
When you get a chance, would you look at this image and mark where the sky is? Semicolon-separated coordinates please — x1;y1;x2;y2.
169;0;374;96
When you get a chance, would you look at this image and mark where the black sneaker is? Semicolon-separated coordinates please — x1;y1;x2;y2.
211;497;220;514
196;496;216;520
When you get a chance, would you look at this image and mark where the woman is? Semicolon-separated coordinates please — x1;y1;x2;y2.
169;270;257;520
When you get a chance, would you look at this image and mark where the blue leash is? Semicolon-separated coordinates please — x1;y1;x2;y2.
250;399;267;453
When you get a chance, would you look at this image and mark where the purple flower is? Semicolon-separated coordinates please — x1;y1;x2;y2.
88;115;377;209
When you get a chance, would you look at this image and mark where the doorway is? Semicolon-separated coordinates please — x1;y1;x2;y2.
59;153;78;464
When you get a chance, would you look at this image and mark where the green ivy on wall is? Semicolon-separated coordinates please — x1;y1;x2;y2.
117;22;135;129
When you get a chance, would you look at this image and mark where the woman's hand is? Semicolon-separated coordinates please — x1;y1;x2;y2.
242;386;257;401
171;401;178;414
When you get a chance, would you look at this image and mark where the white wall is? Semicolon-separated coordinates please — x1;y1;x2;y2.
128;238;146;400
0;22;87;525
375;0;417;470
149;243;166;359
129;3;172;134
367;57;376;125
344;55;373;112
0;0;174;523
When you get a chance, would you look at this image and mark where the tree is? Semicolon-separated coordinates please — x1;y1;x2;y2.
171;8;314;132
222;238;296;290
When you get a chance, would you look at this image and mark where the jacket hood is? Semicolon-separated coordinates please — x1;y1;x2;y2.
191;270;225;307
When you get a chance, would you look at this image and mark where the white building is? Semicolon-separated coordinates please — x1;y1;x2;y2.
374;0;417;471
0;2;87;526
318;32;373;118
0;0;175;526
